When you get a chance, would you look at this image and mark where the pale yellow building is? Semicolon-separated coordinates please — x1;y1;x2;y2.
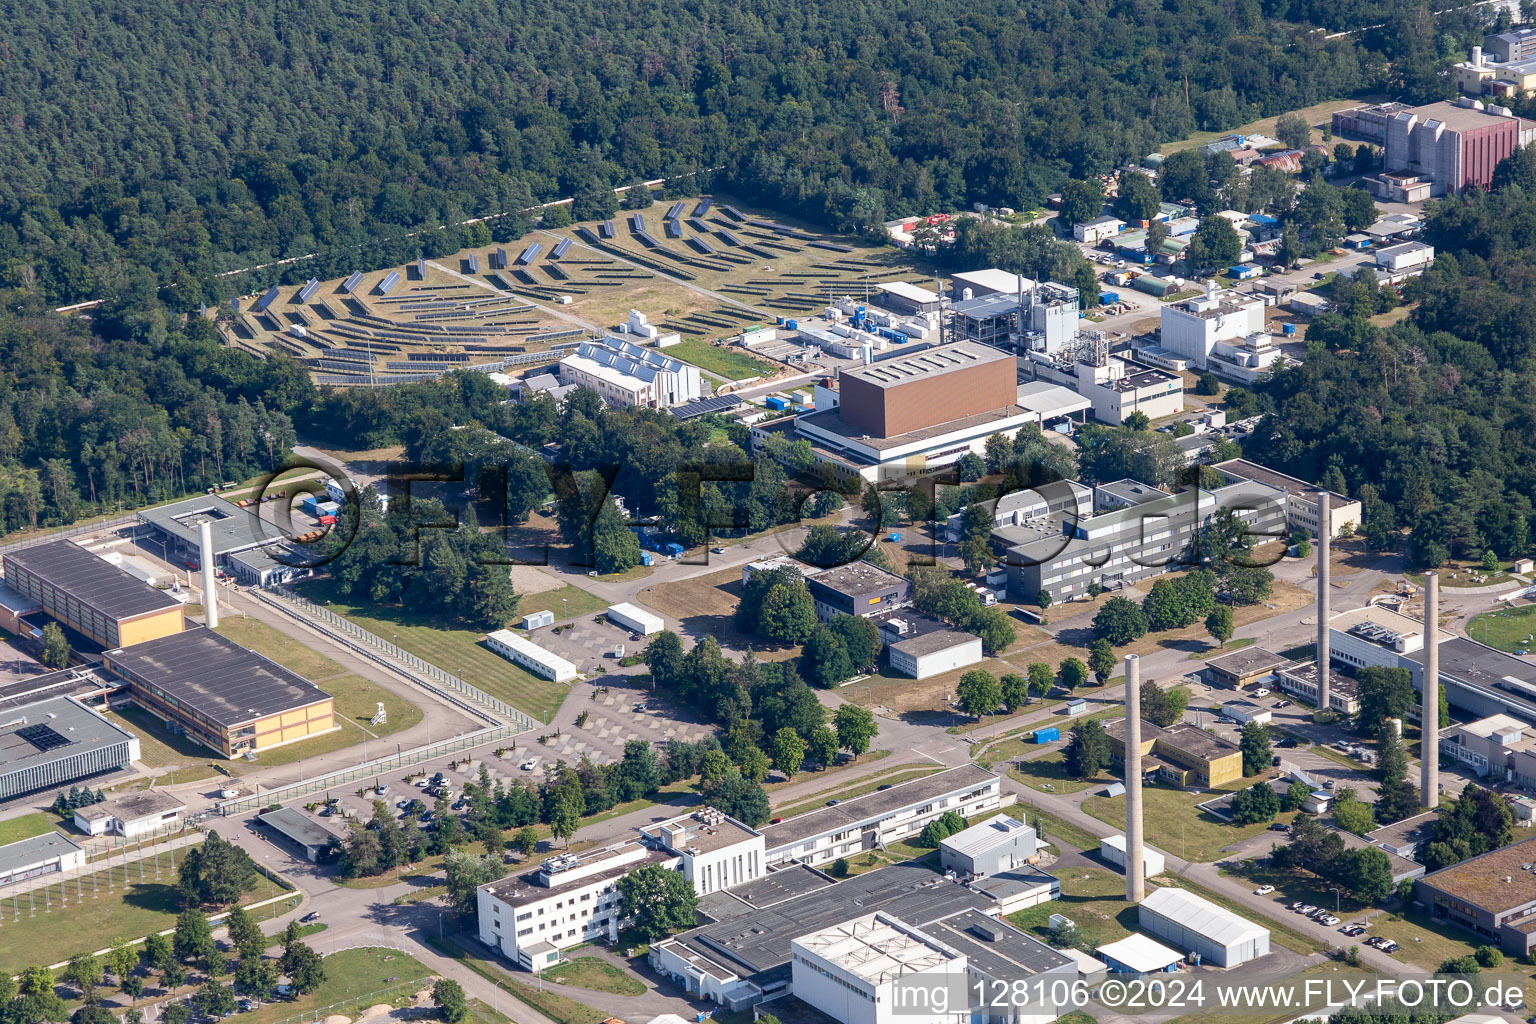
4;540;184;650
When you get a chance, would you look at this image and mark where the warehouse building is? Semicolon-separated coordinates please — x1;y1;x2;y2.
873;281;942;316
886;627;983;680
1106;719;1243;788
3;540;185;650
805;561;911;621
1138;886;1270;967
759;764;1001;868
939;814;1038;876
0;832;85;886
1095;933;1182;974
791;912;967;1024
0;695;140;800
1379;98;1536;196
1221;700;1271;726
1413;835;1536;955
103;627;335;758
73;790;186;838
558;336;703;410
485;629;578;683
606;603;663;636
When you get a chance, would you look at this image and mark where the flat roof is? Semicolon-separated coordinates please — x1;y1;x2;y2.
1280;660;1359;697
891;629;978;658
138;496;277;555
0;695;137;780
965;869;1059;903
807;561;908;599
1016;381;1091;418
643;808;761;855
0;581;40;616
1205;646;1291;677
1095;931;1182;972
1106;718;1239;761
1140;885;1269;945
1405;636;1536;701
1405;100;1521;132
1096;478;1168;507
0;831;81;875
952;269;1033;294
75;789;186;824
1213;459;1353;509
876;281;940;304
940;814;1032;858
1418;834;1536;912
105;626;332;728
666;863;994;977
923;909;1071;979
953;293;1023;320
258;807;342;851
795;913;957;983
5;541;182;621
798;402;1036;453
841;342;1009;390
1331;604;1452;645
760;764;997;851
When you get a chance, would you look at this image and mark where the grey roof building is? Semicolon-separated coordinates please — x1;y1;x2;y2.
138;495;280;559
0;831;85;886
804;561;911;621
257;807;342;861
0;695;140;800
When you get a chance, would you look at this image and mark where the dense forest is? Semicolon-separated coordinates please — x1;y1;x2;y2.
0;0;1499;313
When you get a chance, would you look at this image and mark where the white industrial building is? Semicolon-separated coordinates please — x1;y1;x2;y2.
73;790;186;838
1211;459;1362;538
1095;932;1182;974
479;808;763;972
558;331;703;409
939;815;1038;876
1376;241;1435;273
1025;336;1185;426
1158;282;1280;383
887;629;984;680
951;268;1033;298
1074;215;1125;244
485;629;579;682
792;913;968;1024
1100;834;1166;877
1221;700;1271;726
1137;886;1271;967
1327;604;1449;672
873;281;942;316
943;480;1093;542
521;610;555;630
606;603;664;636
0;832;85;886
759;764;1002;868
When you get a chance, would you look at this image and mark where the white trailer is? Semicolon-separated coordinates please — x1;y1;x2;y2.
606;602;664;636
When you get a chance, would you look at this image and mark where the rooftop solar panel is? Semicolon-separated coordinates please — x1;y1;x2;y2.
16;725;68;753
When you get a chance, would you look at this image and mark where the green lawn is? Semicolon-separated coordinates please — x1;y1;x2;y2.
0;850;292;973
0;813;59;846
543;956;645;996
1008;867;1139;949
1008;797;1104;853
1008;752;1105;795
666;339;776;380
239;947;431;1024
1082;782;1301;862
1467;604;1536;653
517;585;608;622
106;706;223;782
299;577;569;723
429;937;607;1024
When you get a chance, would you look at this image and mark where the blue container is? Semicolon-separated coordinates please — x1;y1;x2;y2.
640;552;654;567
1283;323;1296;336
1033;726;1060;743
1099;291;1119;303
765;396;788;410
662;542;684;556
786;320;798;329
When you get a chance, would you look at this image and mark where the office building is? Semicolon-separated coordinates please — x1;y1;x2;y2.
939;815;1038;876
1204;647;1291;690
1074;215;1125;244
0;832;85;886
559;337;703;409
791;913;967;1024
138;495;279;563
943;480;1093;543
999;480;1288;604
485;630;579;683
1211;459;1361;537
1158;283;1280;383
1404;636;1536;727
73;790;186;838
4;541;184;650
0;695;140;800
1138;886;1270;967
789;343;1043;483
103;627;336;758
1439;715;1536;784
1486;27;1536;63
1380;99;1536;197
480;808;764;972
1414;835;1536;955
1327;604;1450;672
805;562;911;621
759;764;1001;868
1276;661;1359;715
1106;718;1243;788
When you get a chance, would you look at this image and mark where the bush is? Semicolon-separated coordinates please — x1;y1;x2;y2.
829;858;849;878
1474;945;1503;968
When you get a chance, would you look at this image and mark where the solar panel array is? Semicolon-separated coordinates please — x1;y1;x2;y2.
297;278;321;303
665;219;683;239
576;226;601;244
492;248;508;270
718;204;745;221
693;198;713;216
378;270;401;295
253;285;280;313
629;214;646;233
716;229;742;245
666;201;686;220
17;724;69;753
550;238;572;259
517;243;542;265
687;237;715;254
467;253;480;274
599;221;615;239
341;271;364;293
416;257;427;278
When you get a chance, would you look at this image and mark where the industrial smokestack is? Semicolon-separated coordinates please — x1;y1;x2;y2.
1124;653;1145;903
1423;571;1440;808
198;519;219;630
1314;491;1330;714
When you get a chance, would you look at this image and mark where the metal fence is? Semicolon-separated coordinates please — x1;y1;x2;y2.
217;725;517;814
0;514;138;556
254;586;538;732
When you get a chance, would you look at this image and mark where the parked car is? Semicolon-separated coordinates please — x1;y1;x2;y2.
1341;925;1365;937
1320;914;1341;926
827;799;841;806
1269;822;1290;832
1278;737;1299;748
1290;901;1306;910
1276;700;1292;708
301;911;321;923
1298;904;1317;915
519;759;537;771
1254;885;1275;895
1253;688;1271;697
712;546;726;554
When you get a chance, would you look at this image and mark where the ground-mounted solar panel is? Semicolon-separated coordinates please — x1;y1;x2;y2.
694;198;713;216
635;231;659;248
296;278;321;303
491;272;518;291
416;258;427;279
718;204;745;221
341;271;365;293
378;270;401;295
666;202;686;220
665;219;683;239
687;237;715;254
550;238;572;259
809;241;854;253
715;229;742;246
467;253;480;274
492;248;508;270
517;243;542;265
253;285;280;313
688;218;711;233
629;214;646;233
599;221;615;239
543;264;569;281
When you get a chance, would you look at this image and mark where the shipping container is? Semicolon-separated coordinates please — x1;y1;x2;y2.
318;514;337;526
661;542;685;557
765;396;789;410
640;552;654;567
1099;291;1120;304
1033;727;1060;743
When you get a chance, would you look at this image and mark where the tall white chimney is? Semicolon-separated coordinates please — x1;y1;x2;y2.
1124;653;1145;903
1314;490;1330;714
198;519;219;629
1422;572;1440;808
1473;45;1484;68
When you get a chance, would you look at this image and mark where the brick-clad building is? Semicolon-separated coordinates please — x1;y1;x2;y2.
836;343;1016;437
1381;99;1536;196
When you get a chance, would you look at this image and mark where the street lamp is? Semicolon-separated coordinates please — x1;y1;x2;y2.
1330;886;1341;914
